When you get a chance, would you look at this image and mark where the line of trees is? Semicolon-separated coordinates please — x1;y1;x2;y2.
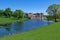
46;4;60;22
0;8;25;19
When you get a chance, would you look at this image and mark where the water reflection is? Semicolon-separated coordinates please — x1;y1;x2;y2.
0;20;53;36
11;22;23;31
0;22;23;32
0;23;11;31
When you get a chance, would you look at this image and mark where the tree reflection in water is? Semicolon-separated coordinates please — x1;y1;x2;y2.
0;22;23;32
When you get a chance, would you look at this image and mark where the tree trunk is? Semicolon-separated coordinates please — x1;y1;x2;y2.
55;18;57;22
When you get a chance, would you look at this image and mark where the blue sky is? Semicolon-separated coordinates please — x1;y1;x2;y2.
0;0;60;15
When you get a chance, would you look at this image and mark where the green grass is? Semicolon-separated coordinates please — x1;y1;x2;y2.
0;22;60;40
0;17;28;24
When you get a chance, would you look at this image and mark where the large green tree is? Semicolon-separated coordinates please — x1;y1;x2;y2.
13;10;25;19
4;8;12;17
46;4;60;22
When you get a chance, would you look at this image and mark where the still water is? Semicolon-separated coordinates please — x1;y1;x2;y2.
0;20;52;36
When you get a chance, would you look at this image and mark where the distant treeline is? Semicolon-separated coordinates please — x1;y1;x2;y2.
0;8;26;19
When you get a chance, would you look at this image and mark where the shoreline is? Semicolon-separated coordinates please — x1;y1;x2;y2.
0;18;28;25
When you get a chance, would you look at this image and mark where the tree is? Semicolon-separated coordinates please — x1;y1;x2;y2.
46;4;60;22
0;10;4;16
46;15;53;21
4;8;12;17
13;10;25;19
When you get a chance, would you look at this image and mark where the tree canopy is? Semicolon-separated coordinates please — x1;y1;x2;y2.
46;4;60;22
13;10;25;19
4;8;12;17
0;8;26;19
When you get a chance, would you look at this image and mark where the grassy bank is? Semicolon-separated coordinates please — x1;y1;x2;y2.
0;18;28;24
0;22;60;40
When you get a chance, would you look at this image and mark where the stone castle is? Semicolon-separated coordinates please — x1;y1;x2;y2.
26;13;44;20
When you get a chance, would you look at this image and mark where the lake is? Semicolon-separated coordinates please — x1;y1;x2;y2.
0;20;53;36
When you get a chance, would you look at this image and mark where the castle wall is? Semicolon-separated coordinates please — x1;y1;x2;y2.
27;13;44;20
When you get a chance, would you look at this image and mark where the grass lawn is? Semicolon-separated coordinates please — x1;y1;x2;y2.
0;22;60;40
0;17;28;24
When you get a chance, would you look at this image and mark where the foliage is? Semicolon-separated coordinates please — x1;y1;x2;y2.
0;10;4;16
46;4;60;22
4;8;12;17
13;10;25;19
0;8;26;19
46;15;53;21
